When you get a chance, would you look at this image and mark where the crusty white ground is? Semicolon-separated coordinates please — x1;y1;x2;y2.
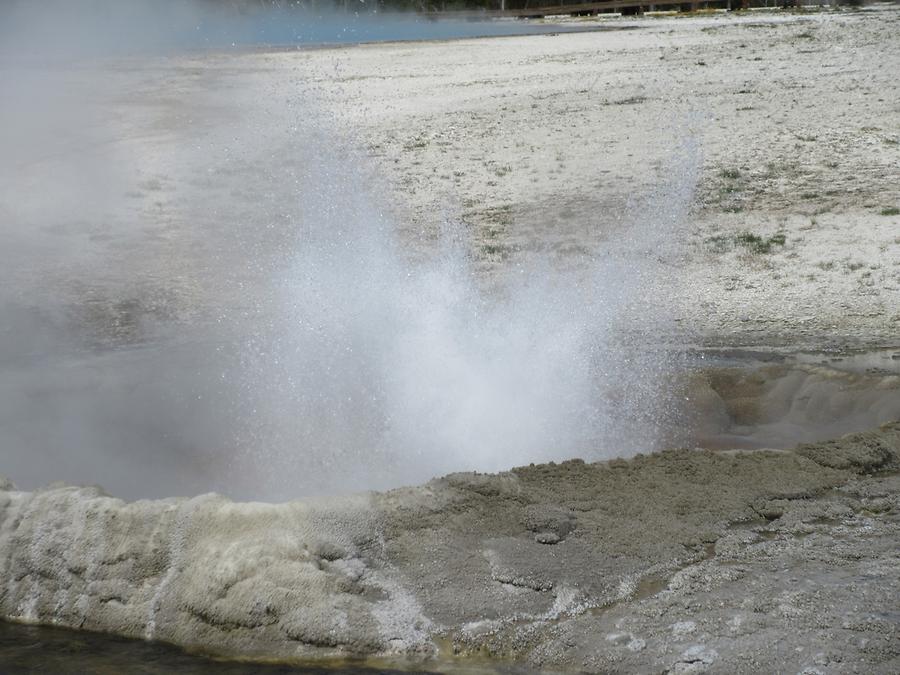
260;7;900;350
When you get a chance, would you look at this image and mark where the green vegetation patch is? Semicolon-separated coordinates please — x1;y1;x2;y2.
707;231;787;255
736;232;786;254
879;206;899;216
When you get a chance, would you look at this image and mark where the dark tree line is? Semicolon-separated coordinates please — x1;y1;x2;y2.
206;0;867;13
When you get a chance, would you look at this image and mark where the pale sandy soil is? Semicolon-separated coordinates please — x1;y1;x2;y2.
261;6;900;350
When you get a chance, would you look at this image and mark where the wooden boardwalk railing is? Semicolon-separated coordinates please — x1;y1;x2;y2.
420;0;738;19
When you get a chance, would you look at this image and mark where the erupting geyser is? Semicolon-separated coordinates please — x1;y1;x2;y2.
228;121;697;499
0;0;695;502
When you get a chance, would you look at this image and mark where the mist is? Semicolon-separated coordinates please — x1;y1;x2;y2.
0;0;692;501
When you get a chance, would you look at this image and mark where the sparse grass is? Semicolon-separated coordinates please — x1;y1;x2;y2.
479;204;514;227
481;242;516;259
610;95;647;106
716;168;745;211
736;232;786;254
880;206;900;216
706;235;732;253
403;135;429;151
706;231;786;255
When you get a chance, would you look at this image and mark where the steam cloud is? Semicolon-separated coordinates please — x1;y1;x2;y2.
0;0;694;501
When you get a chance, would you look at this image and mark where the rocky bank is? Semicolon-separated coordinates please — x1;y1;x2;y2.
2;422;898;673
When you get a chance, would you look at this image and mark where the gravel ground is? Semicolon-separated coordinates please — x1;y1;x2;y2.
271;6;900;350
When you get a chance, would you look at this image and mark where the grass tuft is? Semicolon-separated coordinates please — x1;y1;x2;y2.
706;231;786;255
735;231;787;254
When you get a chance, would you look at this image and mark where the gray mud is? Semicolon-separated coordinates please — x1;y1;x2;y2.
685;356;900;450
2;422;898;673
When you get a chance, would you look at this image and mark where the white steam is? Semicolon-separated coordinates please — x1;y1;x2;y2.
0;0;697;501
230;116;697;498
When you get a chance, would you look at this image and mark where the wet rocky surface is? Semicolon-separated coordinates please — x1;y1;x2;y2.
0;620;430;675
2;423;898;673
